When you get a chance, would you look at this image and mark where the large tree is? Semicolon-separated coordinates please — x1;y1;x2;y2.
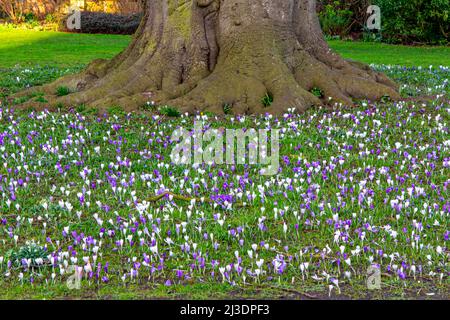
16;0;399;115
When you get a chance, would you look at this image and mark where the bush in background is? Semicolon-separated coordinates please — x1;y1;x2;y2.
0;0;28;23
318;0;449;45
318;0;371;39
319;2;353;37
61;11;142;35
374;0;449;44
0;0;66;22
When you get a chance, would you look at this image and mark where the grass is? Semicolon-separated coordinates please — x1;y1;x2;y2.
159;105;181;117
0;279;445;300
55;86;71;97
311;87;324;98
328;40;450;67
0;28;448;300
261;93;274;108
0;28;131;68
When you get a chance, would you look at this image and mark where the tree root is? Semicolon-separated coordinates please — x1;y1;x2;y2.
10;50;400;116
9;1;400;116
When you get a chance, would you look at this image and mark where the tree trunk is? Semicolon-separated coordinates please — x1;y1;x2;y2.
15;0;399;115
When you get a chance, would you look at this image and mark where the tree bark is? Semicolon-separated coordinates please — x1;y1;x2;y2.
15;0;399;115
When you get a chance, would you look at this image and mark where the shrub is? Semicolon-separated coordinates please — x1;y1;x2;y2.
319;2;353;36
45;13;58;24
318;0;449;44
0;0;66;22
318;0;371;38
0;0;27;23
61;11;142;35
374;0;449;44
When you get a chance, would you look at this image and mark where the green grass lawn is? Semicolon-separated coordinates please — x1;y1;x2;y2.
0;28;448;68
328;40;450;67
0;28;131;68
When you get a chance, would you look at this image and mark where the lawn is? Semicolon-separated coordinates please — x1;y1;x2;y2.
0;28;448;300
0;28;131;68
328;40;450;67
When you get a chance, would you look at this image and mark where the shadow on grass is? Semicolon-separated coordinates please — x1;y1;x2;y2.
0;28;131;68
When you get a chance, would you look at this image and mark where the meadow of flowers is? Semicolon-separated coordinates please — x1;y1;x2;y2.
0;64;448;299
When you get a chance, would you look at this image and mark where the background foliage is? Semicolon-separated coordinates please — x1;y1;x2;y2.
60;11;142;34
374;0;449;44
318;0;449;44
